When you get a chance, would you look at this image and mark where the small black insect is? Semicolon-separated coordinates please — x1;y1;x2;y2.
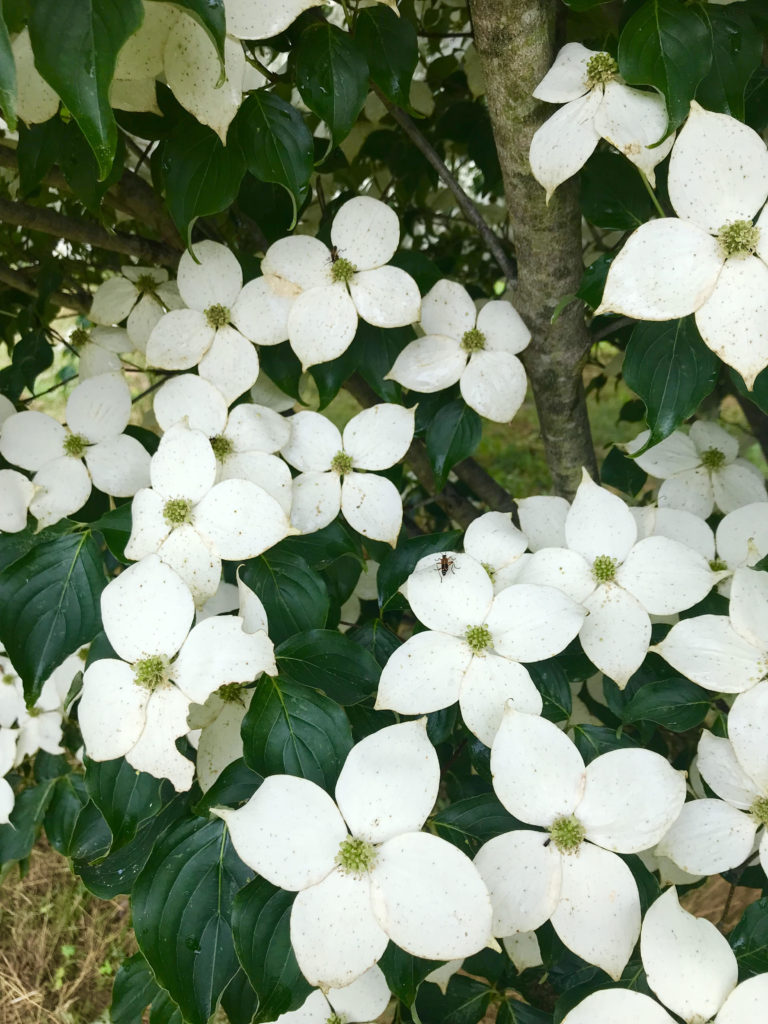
435;553;458;581
330;244;340;262
543;837;551;848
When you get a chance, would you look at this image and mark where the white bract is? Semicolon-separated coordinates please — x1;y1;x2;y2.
385;280;530;422
475;707;686;979
463;511;528;591
78;556;276;791
0;469;34;533
255;196;421;368
88;265;182;353
529;42;674;201
0;373;151;529
376;552;584;745
627;423;767;518
509;470;716;686
561;888;768;1024
264;966;390;1024
224;0;397;40
67;324;132;378
146;241;261;402
596;103;768;387
653;567;768;693
714;503;768;584
215;719;493;989
280;404;414;544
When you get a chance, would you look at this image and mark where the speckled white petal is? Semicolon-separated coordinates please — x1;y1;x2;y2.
370;832;493;959
126;685;193;791
336;719;438;843
125;488;169;560
146;309;215;369
566;470;637;563
655;799;757;874
114;2;176;79
641;887;738;1023
658;467;715;518
491;708;585;825
226;404;290;455
226;0;324;39
502;931;543;973
374;631;472;715
350;266;421;329
407;552;494;634
177;240;243;312
697;731;760;809
157;524;220;607
628;429;701;477
529;92;602;201
424;959;464;994
290;472;342;534
332;196;400;271
261;236;332;294
85;435;151;497
716;974;768;1024
343;404;414;471
0;470;33;532
477;300;531;355
196;691;251;792
327;964;391;1023
729;682;768;793
517;495;570;550
0;411;65;470
460;656;542;747
696;255;768;389
195;478;292;559
30;457;92;529
250;373;295;412
595;81;673;186
231;277;293;346
532;42;592;102
654;614;762;692
90;277;138;325
580;583;651;688
110;77;159;113
0;777;14;824
154;375;228;435
552;843;640;980
281;411;340;472
151;423;217;503
341;472;402;545
198;325;260;404
101;554;194;663
668;103;768;233
288;285;358;369
12;29;59;123
78;343;121;380
174;616;274;704
461;350;527;423
595;219;722;320
165;24;244;143
385;335;466;392
219;452;292;514
578;749;686;853
78;660;148;761
0;395;15;425
475;830;561;936
487;584;585;663
66;373;131;443
217;774;346;888
561;990;675;1024
631;506;715;562
127;293;165;352
464;512;527;570
690;420;738;461
717;503;768;568
420;279;476;339
617;536;714;615
729;567;768;651
713;463;768;514
507;547;594;604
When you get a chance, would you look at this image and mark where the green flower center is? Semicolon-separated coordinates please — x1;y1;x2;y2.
751;796;768;826
700;447;726;470
63;433;88;458
27;706;41;718
335;836;377;877
592;554;618;583
163;498;193;526
330;255;357;285
549;814;586;854
461;327;486;353
70;327;90;347
218;682;247;705
2;673;15;685
205;303;230;328
586;52;618;86
136;273;158;293
134;655;168;691
465;624;492;654
709;558;728;572
331;450;353;476
210;434;234;462
717;219;760;259
481;561;496;582
326;1015;345;1024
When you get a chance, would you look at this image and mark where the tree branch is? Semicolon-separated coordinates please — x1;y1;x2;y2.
0;262;90;313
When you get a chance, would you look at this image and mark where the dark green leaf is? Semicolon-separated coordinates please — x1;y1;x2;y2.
68;800;112;864
132;817;252;1024
601;446;647;497
729;896;768;977
0;777;59;866
276;628;381;705
353;320;415;403
8;328;53;394
91;502;133;562
240;550;329;645
16;119;63;195
618;0;712;132
348;619;402;668
426;399;482;491
730;364;768;417
220;970;260;1024
43;774;89;855
697;7;762;120
231;877;312;1023
27;0;143;177
432;794;519;855
581;150;654;230
149;989;183;1024
84;755;169;850
110;952;161;1024
529;659;573;724
0;519;72;573
377;530;462;609
295;22;369;148
578;252;614;311
308;340;363;409
622;678;711;732
193;758;262;815
498;1000;553;1023
623;318;719;449
355;6;418;108
146;0;225;65
416;973;493;1024
0;531;105;705
241;675;353;789
257;342;303;400
379;942;441;1007
279;518;364;572
622;853;661;915
0;8;16;130
571;724;639;763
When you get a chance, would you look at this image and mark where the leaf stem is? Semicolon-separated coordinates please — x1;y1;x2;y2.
638;170;666;219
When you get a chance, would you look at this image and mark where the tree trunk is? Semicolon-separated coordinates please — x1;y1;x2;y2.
471;0;597;498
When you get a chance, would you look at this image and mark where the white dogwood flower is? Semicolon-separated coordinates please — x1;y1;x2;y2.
627;423;767;518
715;503;768;583
0;469;34;533
224;0;397;41
529;42;674;201
280;404;414;544
78;556;276;791
475;708;686;979
216;719;493;989
263;966;390;1024
596;103;768;387
561;888;768;1024
0;727;17;824
463;511;528;591
67;324;131;378
89;265;182;353
146;241;261;402
0;373;151;529
385;280;530;422
376;552;584;745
